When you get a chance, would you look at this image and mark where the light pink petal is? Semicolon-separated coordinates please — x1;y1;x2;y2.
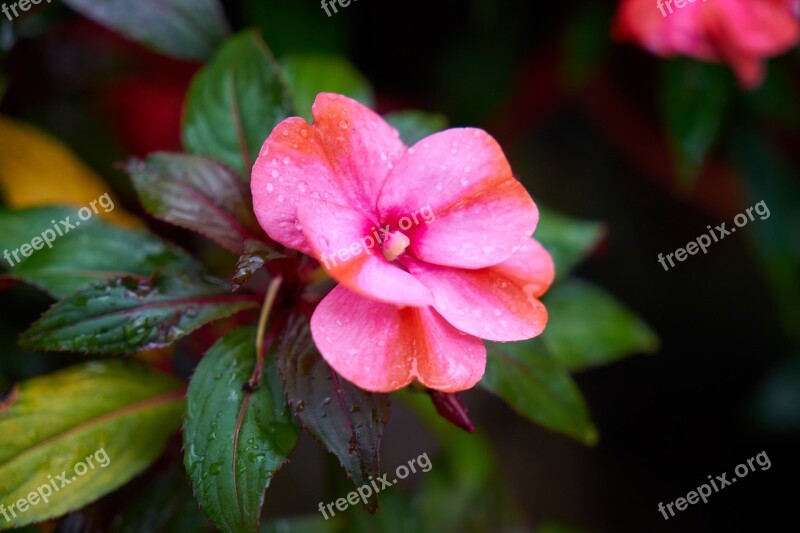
311;285;486;393
492;238;555;298
403;239;553;342
377;128;538;269
297;199;433;307
252;93;406;254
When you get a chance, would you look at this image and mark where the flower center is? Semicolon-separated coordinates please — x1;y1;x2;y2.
381;231;410;262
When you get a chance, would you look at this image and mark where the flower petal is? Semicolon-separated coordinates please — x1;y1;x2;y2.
311;285;486;393
403;239;553;342
297;199;433;307
377;128;537;269
252;93;406;254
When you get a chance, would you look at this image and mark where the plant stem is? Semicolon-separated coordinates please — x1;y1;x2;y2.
248;276;282;390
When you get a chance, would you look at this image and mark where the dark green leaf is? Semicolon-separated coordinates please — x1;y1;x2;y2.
62;0;228;61
0;206;199;298
560;1;612;89
660;59;731;187
233;239;284;292
276;314;390;513
115;467;215;533
0;361;184;529
184;327;300;533
535;208;604;277
384;111;448;146
481;341;597;445
281;54;374;122
127;152;260;253
733;131;800;344
541;280;658;370
753;354;800;432
183;30;293;177
20;273;258;355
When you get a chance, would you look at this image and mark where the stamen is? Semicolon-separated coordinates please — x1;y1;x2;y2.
381;231;410;261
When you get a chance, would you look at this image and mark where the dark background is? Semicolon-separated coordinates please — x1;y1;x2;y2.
2;0;798;531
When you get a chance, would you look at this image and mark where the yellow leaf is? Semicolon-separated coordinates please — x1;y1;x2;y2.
0;116;141;228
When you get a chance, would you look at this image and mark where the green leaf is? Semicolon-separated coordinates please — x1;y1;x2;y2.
20;273;258;355
535;208;604;278
114;466;215;533
281;54;374;122
233;240;285;292
183;30;293;177
184;327;300;533
659;59;731;187
753;355;800;432
541;280;658;370
481;341;597;445
127;153;260;253
61;0;228;61
560;1;612;90
276;314;390;512
384;111;448;146
0;206;199;298
0;361;184;529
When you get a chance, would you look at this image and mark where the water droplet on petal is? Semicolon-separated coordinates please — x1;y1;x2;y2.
266;183;274;192
339;119;349;129
298;181;308;192
300;129;309;138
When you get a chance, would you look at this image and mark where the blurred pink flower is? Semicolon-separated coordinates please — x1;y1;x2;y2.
613;0;800;88
252;94;553;392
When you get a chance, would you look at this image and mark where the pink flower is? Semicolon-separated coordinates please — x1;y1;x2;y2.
252;94;554;392
613;0;800;89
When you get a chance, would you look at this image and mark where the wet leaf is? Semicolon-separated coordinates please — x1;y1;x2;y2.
232;240;284;292
0;206;199;298
0;361;184;529
20;273;258;355
127;152;260;253
276;313;390;513
183;30;293;177
184;327;300;533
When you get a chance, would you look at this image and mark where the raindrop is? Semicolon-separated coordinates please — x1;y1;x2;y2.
266;183;274;192
339;120;349;129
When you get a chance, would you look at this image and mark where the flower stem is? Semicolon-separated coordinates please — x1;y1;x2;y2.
248;276;282;390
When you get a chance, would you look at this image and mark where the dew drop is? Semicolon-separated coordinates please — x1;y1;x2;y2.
277;194;285;203
298;181;308;192
282;130;290;137
339;119;349;129
300;129;309;138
